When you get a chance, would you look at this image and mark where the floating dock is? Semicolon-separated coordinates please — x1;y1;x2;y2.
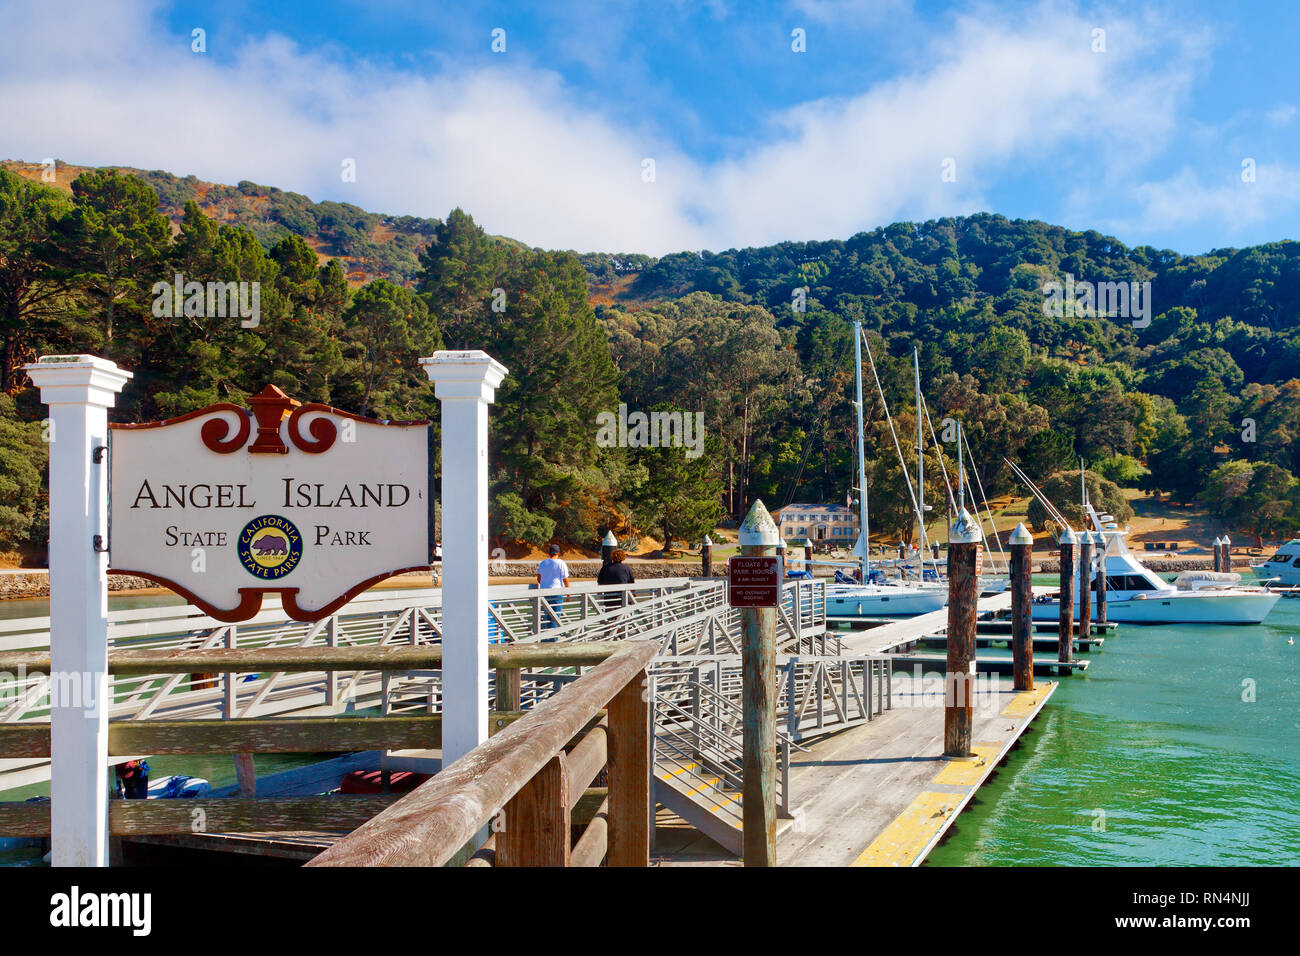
656;677;1058;866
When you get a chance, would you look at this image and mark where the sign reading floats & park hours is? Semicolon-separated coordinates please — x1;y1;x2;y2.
108;385;431;622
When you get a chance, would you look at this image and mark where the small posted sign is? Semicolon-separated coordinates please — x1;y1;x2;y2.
728;555;781;607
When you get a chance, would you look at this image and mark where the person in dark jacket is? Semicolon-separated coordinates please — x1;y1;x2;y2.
597;548;635;585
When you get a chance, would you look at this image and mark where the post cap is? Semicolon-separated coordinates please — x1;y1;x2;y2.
1212;536;1222;546
1221;534;1231;546
602;530;618;546
949;507;981;544
738;499;780;547
1008;522;1033;546
702;535;712;547
1058;527;1077;545
946;509;977;546
419;350;508;399
25;354;133;403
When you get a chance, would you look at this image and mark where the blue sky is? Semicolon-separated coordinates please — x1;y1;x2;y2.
3;0;1298;255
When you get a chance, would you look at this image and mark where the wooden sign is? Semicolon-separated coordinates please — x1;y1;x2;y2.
728;556;781;607
108;385;431;622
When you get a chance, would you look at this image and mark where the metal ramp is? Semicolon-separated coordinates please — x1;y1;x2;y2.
650;670;797;856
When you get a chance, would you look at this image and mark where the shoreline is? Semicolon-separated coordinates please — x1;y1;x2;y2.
0;553;1241;603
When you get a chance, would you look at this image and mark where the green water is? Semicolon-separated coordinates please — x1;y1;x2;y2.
928;572;1300;866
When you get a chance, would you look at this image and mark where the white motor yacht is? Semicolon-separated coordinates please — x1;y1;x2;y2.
1250;540;1300;587
1031;506;1280;625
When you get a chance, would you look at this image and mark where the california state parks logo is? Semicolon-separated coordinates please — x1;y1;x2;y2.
238;515;303;579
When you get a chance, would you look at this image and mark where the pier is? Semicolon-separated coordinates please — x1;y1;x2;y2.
0;352;1105;869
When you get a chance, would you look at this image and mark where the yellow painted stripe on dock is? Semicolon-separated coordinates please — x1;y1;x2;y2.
661;762;700;779
850;791;956;867
683;777;722;798
1000;681;1056;719
931;744;1000;786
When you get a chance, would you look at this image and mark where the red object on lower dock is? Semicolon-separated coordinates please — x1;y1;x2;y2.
339;770;430;794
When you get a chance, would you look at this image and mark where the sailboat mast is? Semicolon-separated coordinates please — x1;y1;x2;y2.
854;321;870;581
914;347;924;566
957;420;966;513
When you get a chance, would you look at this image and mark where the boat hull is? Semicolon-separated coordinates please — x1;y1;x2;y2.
1030;591;1280;625
827;586;947;618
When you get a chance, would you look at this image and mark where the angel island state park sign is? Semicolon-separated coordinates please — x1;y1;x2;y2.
108;385;431;622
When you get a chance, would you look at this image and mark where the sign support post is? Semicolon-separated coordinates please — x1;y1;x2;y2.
420;351;507;768
734;499;779;866
25;355;132;867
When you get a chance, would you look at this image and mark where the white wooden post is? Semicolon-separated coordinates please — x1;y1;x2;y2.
420;351;507;767
24;354;132;867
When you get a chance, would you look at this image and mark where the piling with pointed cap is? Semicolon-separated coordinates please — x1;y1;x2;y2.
601;529;618;564
701;534;713;578
1213;536;1223;573
737;499;778;866
944;507;982;758
1221;534;1232;572
1094;530;1108;625
1008;522;1035;691
804;539;813;570
1057;527;1077;665
1078;527;1093;641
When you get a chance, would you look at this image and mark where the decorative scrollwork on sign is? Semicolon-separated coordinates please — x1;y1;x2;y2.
287;404;340;454
198;405;253;454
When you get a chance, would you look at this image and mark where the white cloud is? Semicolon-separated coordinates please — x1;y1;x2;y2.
0;0;1212;254
1124;164;1300;233
1265;104;1296;127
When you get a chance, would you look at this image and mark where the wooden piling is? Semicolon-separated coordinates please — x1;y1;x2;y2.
701;535;713;578
1057;528;1076;664
601;530;617;565
804;541;813;571
234;753;257;798
1095;533;1108;625
1078;533;1093;640
1221;534;1232;572
1213;536;1222;573
1009;523;1034;692
944;509;981;758
739;500;778;866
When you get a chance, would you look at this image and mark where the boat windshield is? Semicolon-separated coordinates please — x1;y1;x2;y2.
1107;573;1163;592
1266;550;1297;563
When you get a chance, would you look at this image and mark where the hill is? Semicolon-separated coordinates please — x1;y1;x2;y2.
1;158;1297;562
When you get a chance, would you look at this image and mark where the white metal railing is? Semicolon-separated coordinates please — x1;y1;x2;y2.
0;575;835;806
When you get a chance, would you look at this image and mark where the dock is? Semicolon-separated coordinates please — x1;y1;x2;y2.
656;677;1058;866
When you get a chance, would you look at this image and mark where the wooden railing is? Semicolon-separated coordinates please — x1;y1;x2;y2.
0;641;654;867
308;640;656;867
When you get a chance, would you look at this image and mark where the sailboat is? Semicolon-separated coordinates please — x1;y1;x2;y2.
1019;468;1280;626
824;323;947;618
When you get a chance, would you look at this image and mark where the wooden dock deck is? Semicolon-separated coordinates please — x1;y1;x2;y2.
655;677;1058;867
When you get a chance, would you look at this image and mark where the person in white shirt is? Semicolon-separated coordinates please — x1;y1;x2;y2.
537;544;570;588
536;545;570;629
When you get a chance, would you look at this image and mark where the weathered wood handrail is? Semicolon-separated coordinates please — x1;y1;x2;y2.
0;641;625;676
0;713;533;757
307;640;656;867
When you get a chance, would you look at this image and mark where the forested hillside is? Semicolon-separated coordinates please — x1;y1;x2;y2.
1;162;1297;562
